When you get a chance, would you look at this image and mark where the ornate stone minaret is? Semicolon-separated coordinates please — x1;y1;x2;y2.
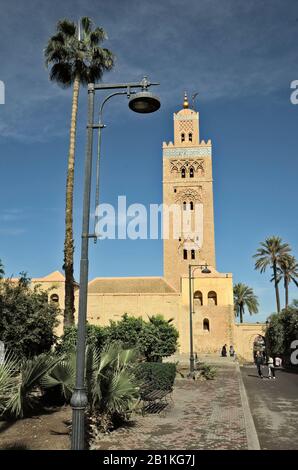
163;93;216;290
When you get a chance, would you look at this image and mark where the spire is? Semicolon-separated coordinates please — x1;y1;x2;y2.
183;92;189;109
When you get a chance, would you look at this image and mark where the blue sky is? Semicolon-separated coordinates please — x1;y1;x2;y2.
0;0;297;322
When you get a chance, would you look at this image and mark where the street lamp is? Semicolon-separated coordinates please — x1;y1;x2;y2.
188;263;211;374
70;77;160;450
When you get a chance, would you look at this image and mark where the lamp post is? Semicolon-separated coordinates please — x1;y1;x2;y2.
70;77;160;450
188;263;211;374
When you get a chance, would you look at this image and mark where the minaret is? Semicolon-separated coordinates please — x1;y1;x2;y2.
163;93;216;290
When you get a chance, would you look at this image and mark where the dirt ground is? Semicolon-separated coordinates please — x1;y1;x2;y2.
0;406;71;450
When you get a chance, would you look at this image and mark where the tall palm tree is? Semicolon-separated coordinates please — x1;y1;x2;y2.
275;255;298;309
44;18;114;329
233;283;259;323
253;236;291;313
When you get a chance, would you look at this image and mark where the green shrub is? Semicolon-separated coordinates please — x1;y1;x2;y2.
0;272;59;359
138;315;179;362
198;364;217;380
56;324;107;355
266;301;298;363
135;362;176;390
105;314;144;349
58;315;179;363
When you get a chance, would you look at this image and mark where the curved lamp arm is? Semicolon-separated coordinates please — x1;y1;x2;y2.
94;89;135;240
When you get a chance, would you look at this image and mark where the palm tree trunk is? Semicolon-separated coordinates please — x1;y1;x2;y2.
273;262;281;313
285;278;289;309
63;75;80;329
240;306;243;323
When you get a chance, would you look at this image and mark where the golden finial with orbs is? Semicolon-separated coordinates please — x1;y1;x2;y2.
183;92;189;109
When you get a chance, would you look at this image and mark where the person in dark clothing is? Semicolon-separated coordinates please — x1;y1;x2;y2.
255;351;263;378
221;344;227;357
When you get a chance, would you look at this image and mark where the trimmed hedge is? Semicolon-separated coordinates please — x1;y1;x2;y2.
135;362;176;391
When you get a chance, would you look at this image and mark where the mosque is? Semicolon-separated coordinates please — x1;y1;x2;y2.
33;94;265;361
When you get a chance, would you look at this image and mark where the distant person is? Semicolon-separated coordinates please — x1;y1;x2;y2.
267;356;276;379
275;357;282;368
229;345;235;357
255;351;264;378
221;344;227;357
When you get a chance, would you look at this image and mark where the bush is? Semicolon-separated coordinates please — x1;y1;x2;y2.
56;324;107;355
266;300;298;363
0;272;59;359
198;364;217;380
138;315;179;362
58;314;179;363
105;314;144;349
135;362;176;391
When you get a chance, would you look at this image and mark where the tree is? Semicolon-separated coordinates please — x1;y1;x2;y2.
105;314;179;362
0;274;59;359
275;255;298;309
44;17;114;329
253;236;291;313
265;300;298;361
138;315;179;362
105;314;144;349
233;283;259;323
56;323;107;355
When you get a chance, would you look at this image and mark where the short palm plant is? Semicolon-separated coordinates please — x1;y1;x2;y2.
233;283;259;323
0;343;139;428
0;354;60;418
253;236;291;313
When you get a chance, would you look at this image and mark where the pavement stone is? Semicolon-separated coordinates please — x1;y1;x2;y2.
92;364;250;450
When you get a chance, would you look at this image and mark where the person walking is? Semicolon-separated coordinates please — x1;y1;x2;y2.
221;344;227;357
255;351;264;378
229;345;235;357
267;356;276;379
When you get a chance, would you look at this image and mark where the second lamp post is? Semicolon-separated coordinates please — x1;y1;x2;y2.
188;263;211;374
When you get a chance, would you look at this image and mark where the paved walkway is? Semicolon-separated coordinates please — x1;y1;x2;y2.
93;364;252;450
241;366;298;450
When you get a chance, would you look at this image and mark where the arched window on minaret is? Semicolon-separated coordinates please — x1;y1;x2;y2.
191;249;195;260
194;290;203;306
208;291;217;306
189;167;194;178
203;318;210;332
181;167;186;178
181;133;185;143
183;249;188;260
183;201;187;211
190;201;194;210
189;132;193;142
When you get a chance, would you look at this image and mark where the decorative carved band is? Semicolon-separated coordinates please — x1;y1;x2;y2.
175;187;203;203
163;147;211;158
170;159;205;177
175;114;198;121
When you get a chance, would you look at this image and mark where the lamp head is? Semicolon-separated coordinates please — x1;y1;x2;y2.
129;91;161;113
201;265;211;274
